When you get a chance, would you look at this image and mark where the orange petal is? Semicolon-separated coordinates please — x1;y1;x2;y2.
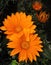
35;51;40;57
31;40;42;46
4;31;13;34
30;52;36;61
7;15;11;20
4;19;15;31
30;34;38;41
28;46;40;57
30;25;36;30
38;45;43;48
10;48;21;56
20;13;33;28
30;29;36;33
19;50;27;62
27;15;32;21
33;55;37;61
7;33;19;41
15;12;21;26
23;28;30;41
7;32;23;41
27;51;33;62
35;46;43;52
7;42;19;48
0;26;6;30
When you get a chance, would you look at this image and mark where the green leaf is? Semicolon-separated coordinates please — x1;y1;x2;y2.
10;60;18;65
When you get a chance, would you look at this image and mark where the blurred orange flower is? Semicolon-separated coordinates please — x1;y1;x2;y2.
0;12;36;41
7;34;43;62
32;1;42;11
36;11;49;23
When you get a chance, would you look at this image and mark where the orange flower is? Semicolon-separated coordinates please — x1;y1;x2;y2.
36;11;49;23
32;1;42;11
7;34;43;62
0;12;36;41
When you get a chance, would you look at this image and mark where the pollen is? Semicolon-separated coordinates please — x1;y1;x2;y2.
21;41;30;49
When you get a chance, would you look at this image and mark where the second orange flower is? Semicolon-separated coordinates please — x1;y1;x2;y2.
0;12;36;41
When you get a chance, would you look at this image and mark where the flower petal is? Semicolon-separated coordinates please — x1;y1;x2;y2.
19;50;27;62
7;31;23;41
10;48;21;56
7;42;19;48
0;26;6;30
33;55;37;61
27;51;33;62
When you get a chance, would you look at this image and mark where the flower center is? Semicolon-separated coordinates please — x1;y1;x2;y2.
21;41;30;49
16;26;22;32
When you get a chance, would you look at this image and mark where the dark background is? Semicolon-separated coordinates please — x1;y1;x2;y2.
43;0;51;41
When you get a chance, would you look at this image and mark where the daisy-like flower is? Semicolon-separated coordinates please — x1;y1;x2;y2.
7;34;43;62
0;12;36;41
